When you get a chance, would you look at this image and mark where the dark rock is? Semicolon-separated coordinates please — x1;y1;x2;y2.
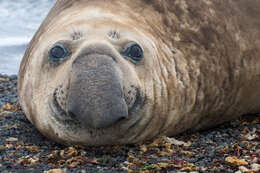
9;75;17;80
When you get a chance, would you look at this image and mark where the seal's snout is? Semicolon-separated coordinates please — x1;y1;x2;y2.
66;44;128;128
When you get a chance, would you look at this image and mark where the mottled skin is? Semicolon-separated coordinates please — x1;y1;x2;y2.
18;0;260;146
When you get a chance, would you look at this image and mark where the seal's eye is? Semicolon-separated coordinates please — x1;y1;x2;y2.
49;44;71;62
121;43;144;62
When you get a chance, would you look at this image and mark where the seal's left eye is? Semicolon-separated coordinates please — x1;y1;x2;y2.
49;44;71;62
121;43;144;63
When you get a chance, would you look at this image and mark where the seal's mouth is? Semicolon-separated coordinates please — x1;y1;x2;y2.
49;93;71;122
49;87;144;128
127;88;144;116
53;94;66;117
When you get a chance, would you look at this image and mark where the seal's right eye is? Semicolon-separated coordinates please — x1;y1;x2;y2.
121;42;144;63
49;44;71;62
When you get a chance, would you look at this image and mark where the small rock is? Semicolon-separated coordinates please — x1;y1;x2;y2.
9;97;18;104
44;168;67;173
79;170;87;173
140;145;147;153
2;104;13;111
225;156;248;166
235;171;242;173
251;163;260;172
252;157;258;163
239;166;249;172
6;137;18;142
9;75;17;80
167;137;191;147
0;78;9;82
19;157;39;167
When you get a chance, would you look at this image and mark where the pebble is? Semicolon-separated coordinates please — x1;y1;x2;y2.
44;169;67;173
9;97;18;104
239;166;249;172
9;75;17;80
251;163;260;172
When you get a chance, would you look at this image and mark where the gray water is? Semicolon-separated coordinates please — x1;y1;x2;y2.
0;0;55;75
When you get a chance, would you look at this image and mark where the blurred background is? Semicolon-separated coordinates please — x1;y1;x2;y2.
0;0;55;75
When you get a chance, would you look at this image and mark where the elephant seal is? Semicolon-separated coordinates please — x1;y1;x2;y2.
18;0;260;146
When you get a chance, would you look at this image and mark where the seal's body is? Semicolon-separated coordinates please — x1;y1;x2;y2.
18;0;260;146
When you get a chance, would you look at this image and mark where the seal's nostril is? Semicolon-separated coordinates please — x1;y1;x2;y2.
68;111;77;119
117;116;127;122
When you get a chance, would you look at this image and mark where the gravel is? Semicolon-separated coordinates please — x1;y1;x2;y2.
0;73;259;173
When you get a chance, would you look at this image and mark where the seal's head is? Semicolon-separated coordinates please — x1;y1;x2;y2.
18;0;166;146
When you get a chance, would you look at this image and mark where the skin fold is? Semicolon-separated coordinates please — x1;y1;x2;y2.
18;0;260;146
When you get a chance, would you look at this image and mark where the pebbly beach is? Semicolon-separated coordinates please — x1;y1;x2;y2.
0;73;259;172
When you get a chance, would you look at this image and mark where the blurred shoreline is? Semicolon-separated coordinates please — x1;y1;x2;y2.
0;0;55;75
